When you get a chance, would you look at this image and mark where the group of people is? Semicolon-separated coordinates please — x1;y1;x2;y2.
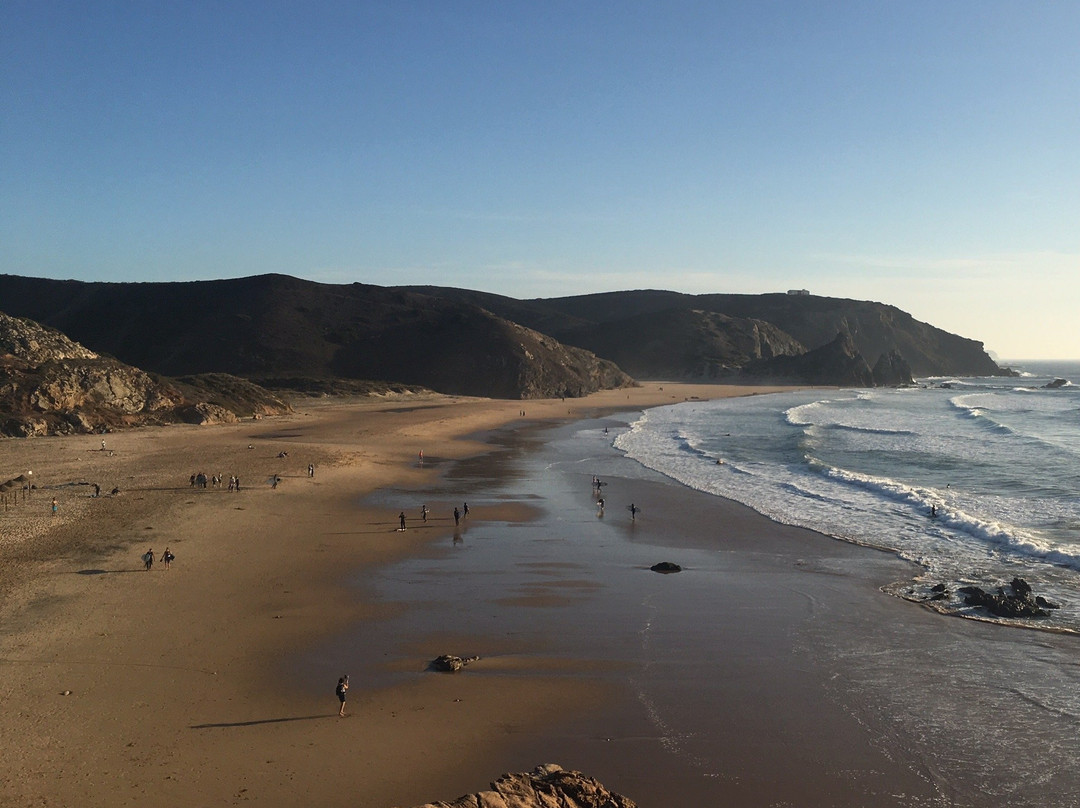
141;547;175;571
186;472;247;491
398;502;470;530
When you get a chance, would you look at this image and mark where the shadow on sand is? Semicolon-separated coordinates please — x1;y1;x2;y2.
76;569;141;576
190;715;333;729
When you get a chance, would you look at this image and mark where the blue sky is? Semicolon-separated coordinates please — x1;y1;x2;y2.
2;2;1077;359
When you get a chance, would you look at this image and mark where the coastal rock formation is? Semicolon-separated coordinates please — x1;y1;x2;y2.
403;286;1009;381
0;274;631;400
0;273;1008;393
871;350;915;386
408;763;637;808
0;311;289;436
542;307;805;380
740;331;876;386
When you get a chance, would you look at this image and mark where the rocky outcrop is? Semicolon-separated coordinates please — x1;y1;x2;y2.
552;308;805;380
871;350;915;386
740;332;875;386
912;577;1061;619
408;764;636;808
0;311;98;364
0;311;289;437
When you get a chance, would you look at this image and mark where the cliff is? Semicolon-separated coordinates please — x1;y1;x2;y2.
405;286;1004;381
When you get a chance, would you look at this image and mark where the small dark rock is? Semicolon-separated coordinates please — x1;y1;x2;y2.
650;562;682;574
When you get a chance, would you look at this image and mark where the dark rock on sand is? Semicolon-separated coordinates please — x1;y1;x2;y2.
408;763;637;808
650;562;682;574
428;654;480;673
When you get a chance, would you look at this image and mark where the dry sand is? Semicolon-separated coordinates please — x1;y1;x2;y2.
0;383;787;808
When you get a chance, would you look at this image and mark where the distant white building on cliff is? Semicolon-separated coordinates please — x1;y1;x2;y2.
786;289;810;296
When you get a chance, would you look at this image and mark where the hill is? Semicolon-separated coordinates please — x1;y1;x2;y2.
0;274;632;400
0;274;1006;394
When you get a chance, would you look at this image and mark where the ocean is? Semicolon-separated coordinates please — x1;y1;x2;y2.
357;365;1080;804
615;360;1080;631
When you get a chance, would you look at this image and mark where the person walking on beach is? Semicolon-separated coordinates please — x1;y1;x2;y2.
420;504;428;522
143;548;155;570
336;675;349;717
597;497;605;517
161;547;174;569
629;503;638;521
308;463;314;478
453;506;460;526
51;497;58;515
399;511;407;531
463;502;469;518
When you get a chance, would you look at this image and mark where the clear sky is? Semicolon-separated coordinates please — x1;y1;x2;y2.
2;2;1077;359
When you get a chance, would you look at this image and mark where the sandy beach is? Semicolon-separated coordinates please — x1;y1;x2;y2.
6;382;1077;807
0;383;773;807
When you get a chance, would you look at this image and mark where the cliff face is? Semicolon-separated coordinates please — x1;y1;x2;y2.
556;308;806;379
403;287;1005;381
741;331;875;385
0;275;631;400
0;311;288;437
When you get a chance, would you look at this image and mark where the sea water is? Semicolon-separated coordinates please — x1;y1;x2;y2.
615;361;1080;630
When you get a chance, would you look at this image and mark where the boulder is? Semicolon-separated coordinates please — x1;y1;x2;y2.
407;763;637;808
429;654;480;673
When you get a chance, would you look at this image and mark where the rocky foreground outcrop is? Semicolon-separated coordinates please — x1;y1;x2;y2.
407;764;636;808
0;311;289;437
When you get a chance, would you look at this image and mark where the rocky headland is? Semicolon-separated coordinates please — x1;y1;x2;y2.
0;311;289;437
